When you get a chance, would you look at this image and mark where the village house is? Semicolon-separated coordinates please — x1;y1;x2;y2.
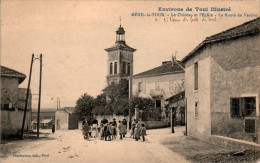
1;66;32;137
182;17;260;144
132;59;185;121
55;107;78;130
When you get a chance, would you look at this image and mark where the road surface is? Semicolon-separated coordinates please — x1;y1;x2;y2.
1;127;188;163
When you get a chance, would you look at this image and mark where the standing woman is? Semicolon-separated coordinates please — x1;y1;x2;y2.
82;120;90;140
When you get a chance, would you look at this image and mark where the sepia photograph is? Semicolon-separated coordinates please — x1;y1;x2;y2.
0;0;259;162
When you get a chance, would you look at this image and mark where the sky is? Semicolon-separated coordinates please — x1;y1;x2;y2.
1;0;259;109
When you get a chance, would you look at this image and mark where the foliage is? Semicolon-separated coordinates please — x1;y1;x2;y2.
132;96;161;121
75;93;95;120
103;79;129;115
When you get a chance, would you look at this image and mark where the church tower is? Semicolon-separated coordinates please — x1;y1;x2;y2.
105;23;136;85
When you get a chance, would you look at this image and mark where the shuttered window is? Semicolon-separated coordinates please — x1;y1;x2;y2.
194;62;198;90
230;97;256;117
245;119;255;133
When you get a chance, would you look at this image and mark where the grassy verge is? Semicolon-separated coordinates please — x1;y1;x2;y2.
161;136;260;162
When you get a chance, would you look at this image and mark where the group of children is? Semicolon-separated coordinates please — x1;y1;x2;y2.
82;118;147;142
100;121;119;141
130;120;147;142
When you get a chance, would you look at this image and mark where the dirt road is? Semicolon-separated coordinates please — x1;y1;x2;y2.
1;127;188;163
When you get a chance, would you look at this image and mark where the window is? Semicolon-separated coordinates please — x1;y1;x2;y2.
155;82;160;90
138;82;145;92
1;103;9;110
114;62;117;74
127;63;131;75
230;98;241;117
110;63;113;74
195;101;199;118
194;62;198;90
230;97;256;117
244;97;256;116
245;119;255;133
122;62;126;74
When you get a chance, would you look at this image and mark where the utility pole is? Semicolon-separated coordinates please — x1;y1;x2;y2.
128;76;132;130
37;54;43;138
21;54;34;138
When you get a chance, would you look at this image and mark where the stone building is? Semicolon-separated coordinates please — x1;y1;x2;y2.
182;17;260;144
132;59;185;120
105;24;136;85
1;66;32;136
55;107;78;130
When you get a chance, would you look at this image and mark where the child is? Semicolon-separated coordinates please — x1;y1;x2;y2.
140;124;147;142
130;124;135;139
108;122;113;140
111;123;117;140
103;123;109;141
118;121;126;140
134;123;140;141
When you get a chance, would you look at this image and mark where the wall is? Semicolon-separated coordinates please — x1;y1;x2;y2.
209;34;260;143
1;77;19;107
1;76;32;137
1;109;31;136
185;45;211;139
139;121;170;129
55;111;68;130
132;72;184;119
68;114;79;130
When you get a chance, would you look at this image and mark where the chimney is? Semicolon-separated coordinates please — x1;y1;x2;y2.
162;61;171;65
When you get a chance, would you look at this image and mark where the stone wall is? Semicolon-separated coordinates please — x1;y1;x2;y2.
1;77;19;107
55;111;69;130
68;114;78;130
1;109;31;137
185;45;212;139
209;34;260;143
139;121;170;129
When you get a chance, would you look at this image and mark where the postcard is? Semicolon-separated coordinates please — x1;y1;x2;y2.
1;0;259;162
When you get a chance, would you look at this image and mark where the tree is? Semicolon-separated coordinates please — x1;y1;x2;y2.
103;79;129;115
132;96;161;121
75;93;95;120
92;93;114;115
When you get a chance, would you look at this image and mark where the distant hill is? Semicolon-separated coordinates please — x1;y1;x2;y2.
32;108;57;112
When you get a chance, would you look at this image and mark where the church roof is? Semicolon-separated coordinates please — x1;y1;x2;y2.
182;17;260;63
133;60;184;79
1;65;26;84
105;42;136;52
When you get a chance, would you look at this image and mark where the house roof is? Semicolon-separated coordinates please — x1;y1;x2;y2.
1;66;26;84
57;107;76;114
182;17;260;63
133;60;185;79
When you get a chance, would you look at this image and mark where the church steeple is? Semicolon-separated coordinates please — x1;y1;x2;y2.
105;21;136;85
116;17;125;43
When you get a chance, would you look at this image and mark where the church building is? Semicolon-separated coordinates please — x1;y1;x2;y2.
105;24;136;85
